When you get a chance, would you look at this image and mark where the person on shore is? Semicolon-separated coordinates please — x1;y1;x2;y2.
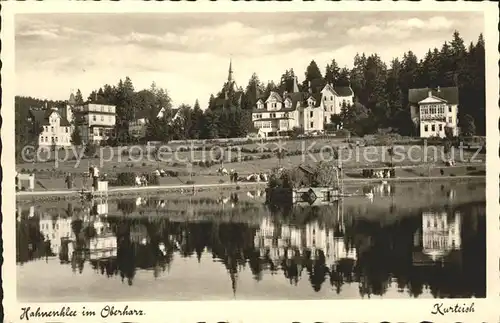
92;165;100;190
88;165;94;191
65;172;73;189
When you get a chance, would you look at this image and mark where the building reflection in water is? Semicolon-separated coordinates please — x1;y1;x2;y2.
413;211;462;264
16;195;486;299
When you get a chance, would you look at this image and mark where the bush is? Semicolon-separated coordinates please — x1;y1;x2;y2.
145;173;160;185
186;180;195;185
218;179;225;184
114;172;136;186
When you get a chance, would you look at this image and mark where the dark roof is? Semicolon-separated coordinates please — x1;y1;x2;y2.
286;92;308;110
333;86;353;97
309;78;326;93
408;87;459;105
30;109;71;127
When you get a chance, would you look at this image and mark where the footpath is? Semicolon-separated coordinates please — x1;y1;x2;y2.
16;174;485;199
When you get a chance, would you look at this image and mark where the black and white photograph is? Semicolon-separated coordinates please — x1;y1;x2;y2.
2;2;499;322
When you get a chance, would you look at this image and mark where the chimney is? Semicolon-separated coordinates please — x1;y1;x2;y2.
283;90;288;98
437;86;441;93
308;81;312;94
428;89;432;97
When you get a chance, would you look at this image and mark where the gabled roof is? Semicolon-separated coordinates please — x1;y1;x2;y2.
409;87;459;105
30;109;71;127
306;93;322;107
266;91;283;103
285;92;308;110
333;86;354;97
322;84;354;97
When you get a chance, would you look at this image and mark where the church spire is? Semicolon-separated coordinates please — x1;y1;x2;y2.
228;58;233;82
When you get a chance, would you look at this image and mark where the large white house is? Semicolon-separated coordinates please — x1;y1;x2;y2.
29;105;72;147
252;77;354;138
409;86;459;138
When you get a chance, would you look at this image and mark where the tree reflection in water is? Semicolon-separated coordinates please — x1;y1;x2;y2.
16;196;486;299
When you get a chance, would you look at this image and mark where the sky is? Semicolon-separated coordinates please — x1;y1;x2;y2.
16;11;483;109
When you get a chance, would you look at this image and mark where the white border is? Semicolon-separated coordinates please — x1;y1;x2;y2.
2;2;499;323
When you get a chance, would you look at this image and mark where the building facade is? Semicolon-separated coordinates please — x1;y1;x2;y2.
252;77;354;138
29;106;72;147
73;103;117;144
409;86;459;138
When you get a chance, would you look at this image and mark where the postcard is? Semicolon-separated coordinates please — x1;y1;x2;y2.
2;1;499;322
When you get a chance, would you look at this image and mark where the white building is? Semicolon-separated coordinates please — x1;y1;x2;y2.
39;216;73;254
421;211;461;261
253;217;356;267
29;106;72;147
72;103;117;144
409;86;459;138
252;77;354;138
89;233;118;260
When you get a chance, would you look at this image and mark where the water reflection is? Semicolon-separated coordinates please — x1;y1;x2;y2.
16;184;486;300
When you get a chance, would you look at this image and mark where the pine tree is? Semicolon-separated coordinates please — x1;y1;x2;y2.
302;60;323;89
75;89;84;104
324;59;340;85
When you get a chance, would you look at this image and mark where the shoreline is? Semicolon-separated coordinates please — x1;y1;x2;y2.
16;175;485;202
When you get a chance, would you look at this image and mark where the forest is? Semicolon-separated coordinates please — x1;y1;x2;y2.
15;31;484;150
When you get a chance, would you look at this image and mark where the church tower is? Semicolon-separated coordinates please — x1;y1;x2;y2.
228;58;233;83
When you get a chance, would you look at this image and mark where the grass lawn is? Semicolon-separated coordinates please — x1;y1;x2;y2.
16;137;485;192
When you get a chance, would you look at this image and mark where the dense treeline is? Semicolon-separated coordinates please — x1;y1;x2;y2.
15;31;484;149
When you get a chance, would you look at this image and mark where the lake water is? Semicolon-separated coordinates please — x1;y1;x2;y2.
16;181;486;301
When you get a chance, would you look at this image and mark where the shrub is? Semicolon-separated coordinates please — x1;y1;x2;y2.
218;179;225;184
166;170;179;177
186;180;195;185
114;172;136;186
142;162;147;166
145;173;160;185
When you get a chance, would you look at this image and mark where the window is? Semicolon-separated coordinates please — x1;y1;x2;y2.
310;111;313;118
101;115;104;121
93;115;96;121
109;116;112;121
108;107;112;112
45;136;48;142
310;122;314;128
330;96;333;100
44;126;47;132
424;125;428;132
65;127;68;133
51;126;54;132
55;137;58;142
439;124;442;131
431;124;435;131
448;117;452;123
448;106;452;112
